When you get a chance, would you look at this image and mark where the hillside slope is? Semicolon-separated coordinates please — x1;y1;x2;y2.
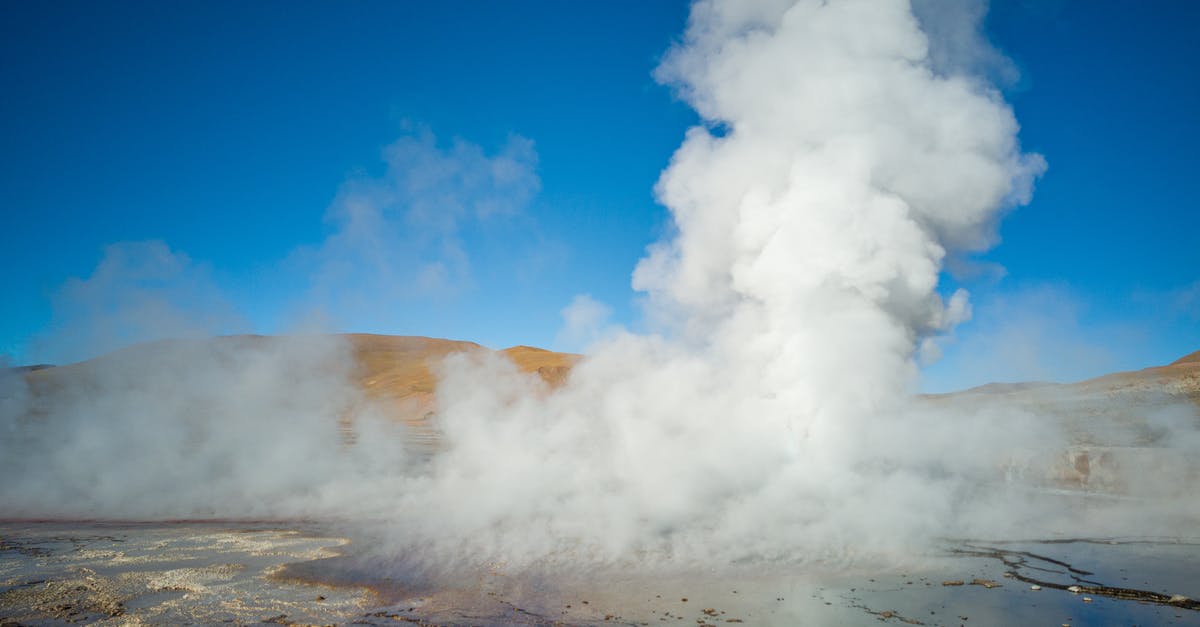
15;334;580;451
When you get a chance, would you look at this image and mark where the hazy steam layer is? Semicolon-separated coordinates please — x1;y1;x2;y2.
3;0;1155;574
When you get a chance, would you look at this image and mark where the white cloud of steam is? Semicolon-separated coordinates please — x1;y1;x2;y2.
31;241;244;364
293;128;540;328
375;0;1061;570
8;0;1193;585
555;293;614;352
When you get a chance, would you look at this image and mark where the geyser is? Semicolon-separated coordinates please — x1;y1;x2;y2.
3;0;1084;573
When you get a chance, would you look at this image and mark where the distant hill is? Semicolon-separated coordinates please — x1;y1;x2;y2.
1;364;54;374
923;349;1200;489
13;334;580;451
936;349;1200;404
1171;349;1200;366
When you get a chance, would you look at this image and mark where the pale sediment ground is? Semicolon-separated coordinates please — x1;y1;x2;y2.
0;522;371;625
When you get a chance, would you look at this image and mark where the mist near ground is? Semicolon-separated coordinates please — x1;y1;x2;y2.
2;0;1197;582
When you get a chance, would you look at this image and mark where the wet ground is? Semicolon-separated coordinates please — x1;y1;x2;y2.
1;521;1197;626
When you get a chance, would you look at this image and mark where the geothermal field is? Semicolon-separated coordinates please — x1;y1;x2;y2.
2;0;1199;625
2;338;1198;624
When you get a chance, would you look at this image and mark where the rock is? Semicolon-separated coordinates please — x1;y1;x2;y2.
1030;585;1042;591
1067;585;1083;593
941;580;964;586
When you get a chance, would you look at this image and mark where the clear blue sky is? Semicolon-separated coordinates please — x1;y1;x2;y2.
1;1;1196;390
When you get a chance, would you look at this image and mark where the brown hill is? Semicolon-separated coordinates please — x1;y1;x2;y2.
1054;349;1200;404
1171;349;1200;366
17;334;580;449
926;349;1200;490
346;335;578;443
941;349;1200;404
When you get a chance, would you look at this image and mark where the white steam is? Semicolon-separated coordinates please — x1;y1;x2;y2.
374;0;1052;568
290;127;541;330
32;241;244;365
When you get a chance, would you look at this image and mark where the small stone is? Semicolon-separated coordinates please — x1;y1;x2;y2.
1030;585;1042;591
1082;597;1093;603
1067;585;1082;593
942;580;964;586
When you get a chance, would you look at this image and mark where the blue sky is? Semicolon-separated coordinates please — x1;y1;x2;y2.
1;1;1196;390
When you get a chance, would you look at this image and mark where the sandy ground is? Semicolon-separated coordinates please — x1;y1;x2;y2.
2;520;1198;626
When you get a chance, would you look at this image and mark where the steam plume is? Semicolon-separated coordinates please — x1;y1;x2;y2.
376;0;1050;569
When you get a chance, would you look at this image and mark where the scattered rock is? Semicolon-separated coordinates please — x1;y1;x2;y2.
1030;585;1042;591
1067;585;1082;593
1082;597;1093;603
1170;595;1191;605
701;608;718;617
942;580;964;586
970;579;1001;589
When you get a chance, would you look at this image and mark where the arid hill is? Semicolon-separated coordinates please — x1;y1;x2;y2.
949;349;1200;407
927;349;1200;490
13;334;580;450
1170;349;1200;366
343;334;579;448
